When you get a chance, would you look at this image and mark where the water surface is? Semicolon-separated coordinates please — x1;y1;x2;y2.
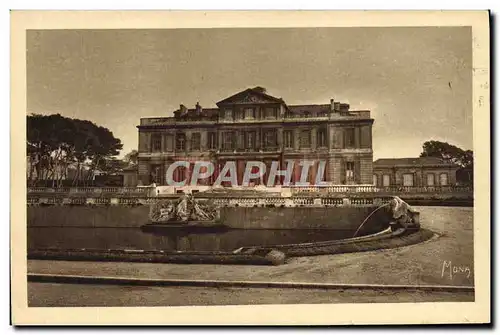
28;226;359;252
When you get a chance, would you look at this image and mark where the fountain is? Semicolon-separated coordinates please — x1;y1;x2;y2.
27;194;431;266
142;194;225;231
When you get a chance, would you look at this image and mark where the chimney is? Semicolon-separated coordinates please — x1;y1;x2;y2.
334;102;341;111
179;104;187;115
330;99;334;112
195;102;202;114
340;103;350;112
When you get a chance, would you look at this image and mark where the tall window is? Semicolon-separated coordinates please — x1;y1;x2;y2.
244;108;255;119
344;128;356;148
403;174;414;187
151;134;162;152
222;132;235;151
300;130;311;149
208;132;217;150
150;164;164;184
439;173;449;186
317;128;327;148
176;133;186;151
284;130;293;148
165;134;174;152
264;130;277;148
191;133;201;151
224;109;233;120
265;107;277;118
246;131;256;149
427;173;435;186
345;161;355;184
382;174;390;187
373;174;378;186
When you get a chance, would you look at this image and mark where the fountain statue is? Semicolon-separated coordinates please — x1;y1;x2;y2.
387;196;420;231
148;194;220;225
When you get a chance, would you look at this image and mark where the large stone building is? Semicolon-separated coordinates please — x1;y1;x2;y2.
136;87;374;186
373;157;459;187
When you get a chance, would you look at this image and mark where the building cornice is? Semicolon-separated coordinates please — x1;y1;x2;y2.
137;118;374;130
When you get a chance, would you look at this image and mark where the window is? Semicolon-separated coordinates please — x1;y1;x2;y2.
427;173;435;186
382;174;390;187
222;132;235;151
176;133;186;151
165;134;174;152
150;164;164;184
344;128;356;148
151;134;162;152
300;130;311;148
265;107;276;118
317;128;327;148
284;130;293;148
373;174;378;186
173;165;187;183
245;131;256;149
208;132;217;150
439;173;448;186
345;162;355;184
224;109;233;120
244;108;255;119
264;130;277;148
191;133;201;151
403;174;414;187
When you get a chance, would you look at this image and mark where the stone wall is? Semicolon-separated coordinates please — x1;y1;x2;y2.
27;205;390;235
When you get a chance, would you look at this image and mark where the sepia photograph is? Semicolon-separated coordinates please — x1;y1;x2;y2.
11;10;490;325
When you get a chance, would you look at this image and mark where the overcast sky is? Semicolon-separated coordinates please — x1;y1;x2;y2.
27;27;472;159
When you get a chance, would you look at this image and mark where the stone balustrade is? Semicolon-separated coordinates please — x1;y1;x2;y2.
26;194;390;208
26;184;472;208
27;184;472;197
290;185;472;194
27;186;156;197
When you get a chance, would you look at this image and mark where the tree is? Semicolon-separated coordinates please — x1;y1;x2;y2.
124;149;138;165
420;140;473;185
27;114;123;186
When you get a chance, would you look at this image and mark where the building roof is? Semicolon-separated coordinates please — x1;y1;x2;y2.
374;157;457;168
139;87;371;127
176;107;219;119
216;86;285;106
288;104;330;116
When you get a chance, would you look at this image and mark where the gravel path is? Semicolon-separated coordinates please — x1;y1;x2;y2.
28;282;474;307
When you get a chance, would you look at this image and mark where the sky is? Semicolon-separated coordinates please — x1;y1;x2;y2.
26;27;473;159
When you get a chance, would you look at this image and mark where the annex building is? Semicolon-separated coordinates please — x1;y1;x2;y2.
373;157;459;188
136;87;374;186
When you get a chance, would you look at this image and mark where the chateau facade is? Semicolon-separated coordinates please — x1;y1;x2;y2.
136;87;374;186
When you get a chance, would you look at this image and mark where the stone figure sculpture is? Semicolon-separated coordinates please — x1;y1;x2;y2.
149;194;219;223
387;196;420;231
